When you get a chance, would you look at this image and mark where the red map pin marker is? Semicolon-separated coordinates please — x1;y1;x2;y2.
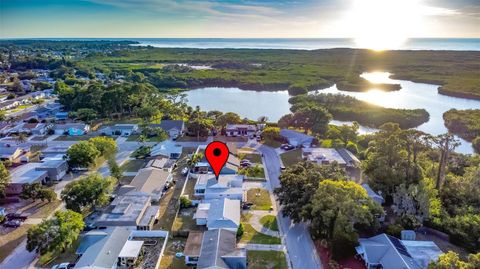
205;141;230;179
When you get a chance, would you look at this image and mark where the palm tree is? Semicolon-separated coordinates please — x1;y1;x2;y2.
16;133;27;144
257;116;269;123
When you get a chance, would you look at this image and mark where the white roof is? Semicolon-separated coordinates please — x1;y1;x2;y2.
206;198;240;229
118;240;143;258
151;140;182;157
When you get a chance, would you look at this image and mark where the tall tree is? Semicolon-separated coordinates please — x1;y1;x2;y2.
61;173;116;213
89;136;117;158
65;141;100;168
26;210;84;255
274;162;346;222
215;112;242;128
433;133;460;189
291;105;332;135
0;162;11;198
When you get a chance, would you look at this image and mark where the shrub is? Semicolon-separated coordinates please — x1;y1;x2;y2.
180;196;192;209
386;224;404;238
237;223;244;238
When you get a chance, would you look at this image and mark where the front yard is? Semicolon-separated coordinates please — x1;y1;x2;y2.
120;159;146;172
246;188;272;211
240;223;281;245
259;215;279;232
248;250;288;269
53;135;96;141
280;148;303;167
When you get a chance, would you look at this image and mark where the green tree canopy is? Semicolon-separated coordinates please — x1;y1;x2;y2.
26;210;84;255
61;173;116;213
65;141;101;168
215;112;242;128
274;162;347;222
0;161;10;198
428;251;480;269
89;136;117;158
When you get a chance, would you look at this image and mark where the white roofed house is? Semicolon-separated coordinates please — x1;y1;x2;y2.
194;198;241;232
302;147;362;180
225;124;257;137
192;145;240;175
196;229;247;269
150;140;183;159
110;124;139;136
193;174;244;201
5;163;48;196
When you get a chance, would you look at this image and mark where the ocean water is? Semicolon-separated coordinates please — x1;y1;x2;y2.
129;38;480;51
21;38;480;51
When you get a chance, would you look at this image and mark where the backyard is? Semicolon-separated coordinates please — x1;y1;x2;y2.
248;250;288;269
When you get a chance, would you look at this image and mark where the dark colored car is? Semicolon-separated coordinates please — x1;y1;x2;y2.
3;220;21;228
6;213;28;221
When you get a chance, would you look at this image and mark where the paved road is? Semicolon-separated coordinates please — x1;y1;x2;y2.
259;145;323;269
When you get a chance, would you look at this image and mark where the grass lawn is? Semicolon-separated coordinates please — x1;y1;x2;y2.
29;200;62;219
54;135;95;141
172;208;197;232
247;188;272;210
262;138;283;148
259;215;279;232
280;149;303;167
159;237;188;269
240;223;281;245
120;159;146;172
0;224;33;262
176;136;208;142
183;177;196;197
241;153;262;164
248;250;288;269
36;238;81;267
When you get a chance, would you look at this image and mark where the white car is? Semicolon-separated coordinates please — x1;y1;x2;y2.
51;263;70;269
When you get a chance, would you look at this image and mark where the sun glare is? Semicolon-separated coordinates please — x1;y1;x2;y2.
348;0;423;50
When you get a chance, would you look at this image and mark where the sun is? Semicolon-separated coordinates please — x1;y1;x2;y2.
348;0;423;51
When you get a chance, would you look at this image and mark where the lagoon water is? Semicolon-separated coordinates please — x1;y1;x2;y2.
185;72;480;154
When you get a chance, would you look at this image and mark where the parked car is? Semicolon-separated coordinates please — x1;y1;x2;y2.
3;220;21;228
83;223;97;232
280;144;294;150
280;165;286;171
240;161;252;168
51;262;73;269
6;213;28;221
181;167;189;176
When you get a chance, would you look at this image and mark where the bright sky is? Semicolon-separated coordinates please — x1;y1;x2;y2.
0;0;479;39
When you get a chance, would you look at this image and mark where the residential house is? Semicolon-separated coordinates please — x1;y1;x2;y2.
0;100;20;111
196;229;247;269
54;123;90;136
225;124;256;137
150;140;183;159
280;129;314;147
6;163;48;195
74;227;131;269
0;145;27;162
16;111;39;122
302;147;360;167
118;167;172;202
9;122;48;135
151;120;185;139
55;112;69;121
193;174;244;201
110;124;139;136
194;198;241;232
192;145;239;175
35;159;68;181
40;145;70;159
145;157;176;172
95;193;159;230
356;233;443;269
75;228;169;269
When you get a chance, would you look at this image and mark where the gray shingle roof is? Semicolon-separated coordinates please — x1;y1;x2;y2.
197;229;246;269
